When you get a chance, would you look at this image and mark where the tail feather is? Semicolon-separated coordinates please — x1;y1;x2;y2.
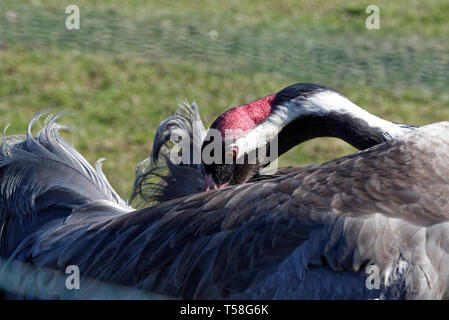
131;101;207;207
0;112;130;256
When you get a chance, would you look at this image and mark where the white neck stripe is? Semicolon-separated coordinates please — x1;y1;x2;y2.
235;90;411;156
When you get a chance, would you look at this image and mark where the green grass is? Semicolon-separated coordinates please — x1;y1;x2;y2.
0;1;448;198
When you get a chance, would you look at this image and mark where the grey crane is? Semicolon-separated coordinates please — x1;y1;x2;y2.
3;84;447;299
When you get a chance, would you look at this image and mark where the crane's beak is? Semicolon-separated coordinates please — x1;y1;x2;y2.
204;174;229;191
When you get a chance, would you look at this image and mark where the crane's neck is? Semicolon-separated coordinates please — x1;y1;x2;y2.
235;90;416;158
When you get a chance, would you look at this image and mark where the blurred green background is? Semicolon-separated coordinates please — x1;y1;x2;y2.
0;0;448;198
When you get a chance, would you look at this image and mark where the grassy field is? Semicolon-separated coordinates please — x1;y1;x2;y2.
0;0;448;199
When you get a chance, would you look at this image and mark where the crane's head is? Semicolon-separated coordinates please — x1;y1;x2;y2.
201;94;278;190
200;82;371;191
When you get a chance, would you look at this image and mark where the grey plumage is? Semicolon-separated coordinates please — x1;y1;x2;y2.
131;102;206;207
0;256;166;299
0;112;132;258
2;114;449;299
129;101;310;207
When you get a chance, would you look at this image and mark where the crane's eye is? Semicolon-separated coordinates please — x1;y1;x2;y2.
225;148;237;163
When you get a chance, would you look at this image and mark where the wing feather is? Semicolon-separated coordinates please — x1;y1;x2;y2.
6;123;449;299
